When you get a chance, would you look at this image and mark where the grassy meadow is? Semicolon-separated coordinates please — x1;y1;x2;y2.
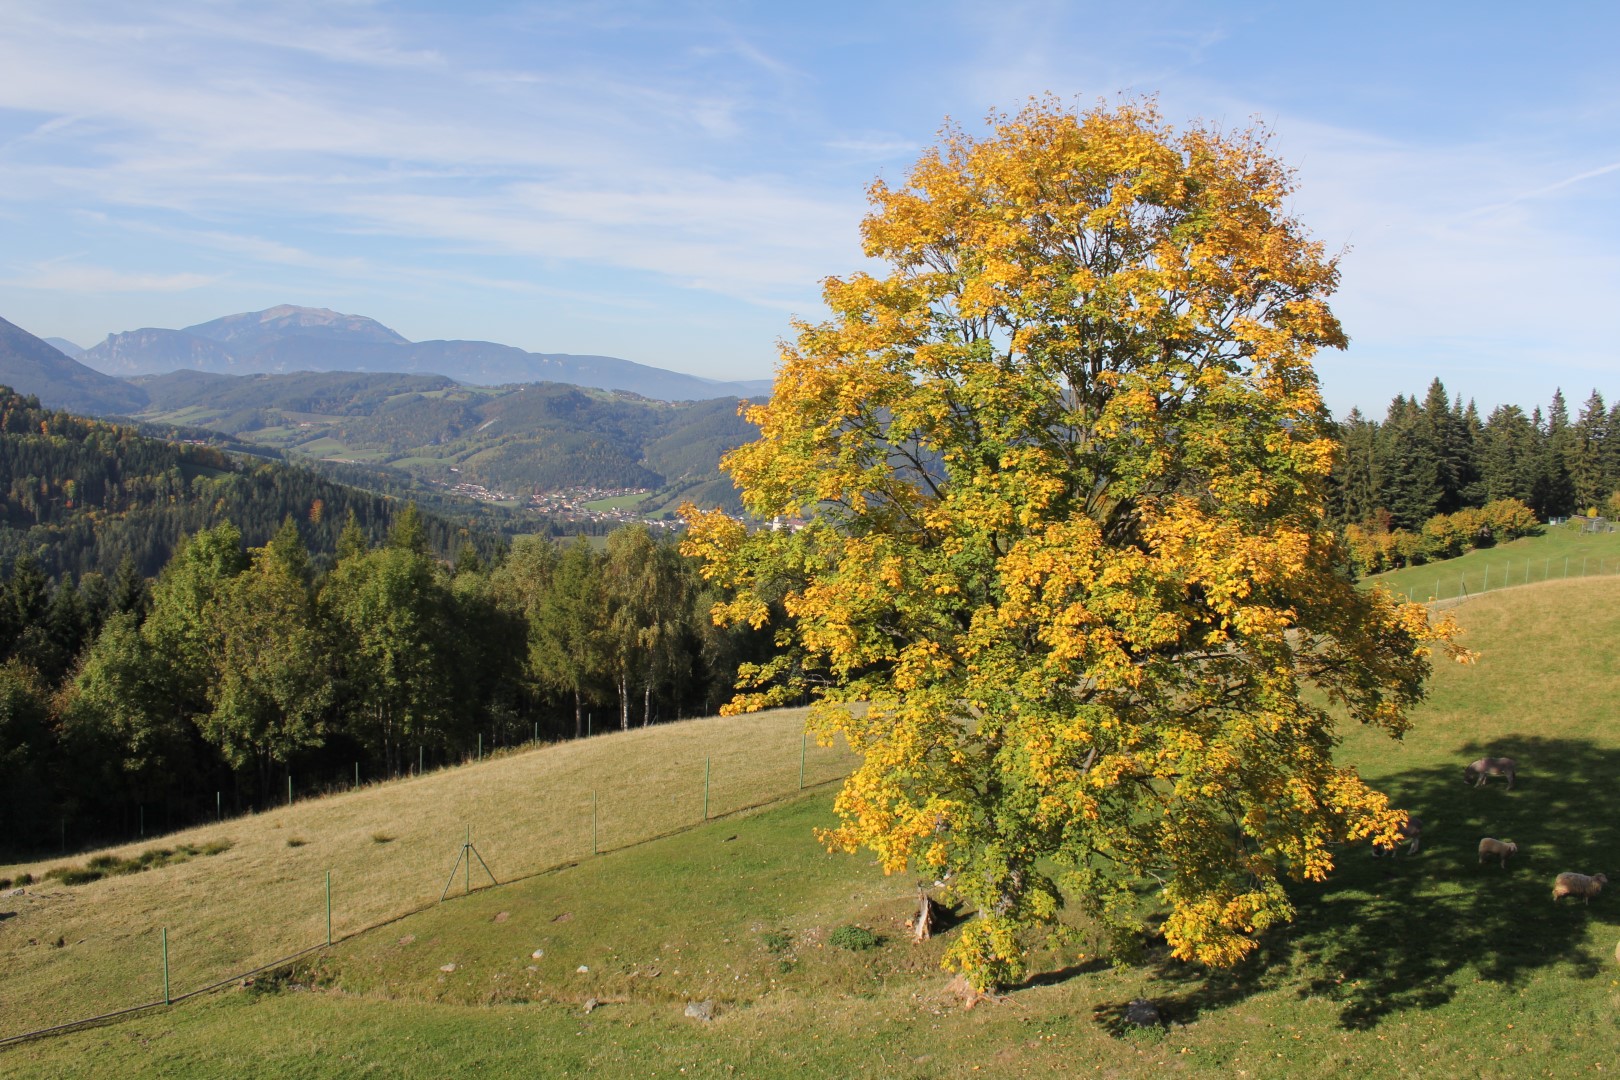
4;578;1620;1076
1363;519;1620;602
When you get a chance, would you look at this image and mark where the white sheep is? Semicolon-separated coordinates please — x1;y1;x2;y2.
1463;757;1517;789
1552;872;1608;904
1477;837;1518;867
1372;814;1423;857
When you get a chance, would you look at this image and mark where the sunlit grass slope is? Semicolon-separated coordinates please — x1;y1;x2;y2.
0;707;854;1038
1363;520;1620;602
6;580;1620;1077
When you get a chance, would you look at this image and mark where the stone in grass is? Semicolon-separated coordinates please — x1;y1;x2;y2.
440;963;457;973
531;949;544;959
494;911;509;923
583;998;599;1014
1124;999;1161;1028
684;1000;714;1022
576;965;589;973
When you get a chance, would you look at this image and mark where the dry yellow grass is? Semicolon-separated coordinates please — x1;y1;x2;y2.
0;707;855;1037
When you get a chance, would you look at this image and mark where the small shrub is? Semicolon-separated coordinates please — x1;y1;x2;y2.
829;924;880;952
286;838;307;848
371;833;395;845
16;873;31;886
761;929;794;954
45;866;104;886
0;877;11;891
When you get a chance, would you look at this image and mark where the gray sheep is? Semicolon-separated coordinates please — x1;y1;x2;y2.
1463;756;1517;789
1372;814;1423;857
1477;837;1518;867
1552;872;1608;904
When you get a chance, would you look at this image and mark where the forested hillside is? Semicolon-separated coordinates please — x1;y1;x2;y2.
0;508;768;855
0;387;510;579
131;371;757;511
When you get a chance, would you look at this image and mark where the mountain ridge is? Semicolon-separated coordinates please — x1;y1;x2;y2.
79;304;773;401
0;315;149;415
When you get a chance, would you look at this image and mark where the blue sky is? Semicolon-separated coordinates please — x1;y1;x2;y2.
0;1;1614;416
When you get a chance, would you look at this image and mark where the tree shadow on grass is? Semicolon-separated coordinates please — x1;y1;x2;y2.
1284;734;1620;1028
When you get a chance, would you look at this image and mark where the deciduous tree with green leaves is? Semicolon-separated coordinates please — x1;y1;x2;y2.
684;97;1467;990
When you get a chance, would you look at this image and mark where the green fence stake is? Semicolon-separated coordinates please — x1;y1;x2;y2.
354;762;360;790
139;805;144;839
588;713;593;737
419;745;424;776
216;791;221;822
534;721;539;743
592;790;598;855
478;734;483;762
326;870;332;947
704;756;711;821
161;927;170;1006
288;775;293;807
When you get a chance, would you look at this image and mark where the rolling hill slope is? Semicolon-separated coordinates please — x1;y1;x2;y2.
5;579;1620;1076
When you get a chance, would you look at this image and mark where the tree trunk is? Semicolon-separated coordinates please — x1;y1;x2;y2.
573;688;583;739
912;887;935;942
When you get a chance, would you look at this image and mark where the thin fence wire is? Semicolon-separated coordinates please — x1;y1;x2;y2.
1378;555;1620;607
0;735;856;1049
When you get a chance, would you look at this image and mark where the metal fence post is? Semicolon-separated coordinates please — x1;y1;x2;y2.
704;756;711;821
592;790;598;855
326;870;332;947
161;928;170;1006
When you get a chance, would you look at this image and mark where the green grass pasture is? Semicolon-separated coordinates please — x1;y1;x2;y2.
5;582;1620;1076
1364;521;1620;602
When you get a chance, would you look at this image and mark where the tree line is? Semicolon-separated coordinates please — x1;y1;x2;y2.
0;386;515;581
0;510;764;855
1329;380;1619;572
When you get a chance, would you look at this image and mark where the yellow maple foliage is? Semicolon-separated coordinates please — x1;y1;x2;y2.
682;97;1467;990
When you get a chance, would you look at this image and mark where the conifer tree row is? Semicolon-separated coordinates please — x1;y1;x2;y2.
0;513;765;855
1328;380;1619;571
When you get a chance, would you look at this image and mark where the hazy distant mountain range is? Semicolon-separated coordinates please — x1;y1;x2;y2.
0;314;147;415
64;304;772;402
0;309;759;511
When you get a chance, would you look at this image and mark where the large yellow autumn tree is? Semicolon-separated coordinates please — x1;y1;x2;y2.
683;97;1466;990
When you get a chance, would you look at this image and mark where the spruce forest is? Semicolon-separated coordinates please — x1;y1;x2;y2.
0;378;1614;859
0;389;766;853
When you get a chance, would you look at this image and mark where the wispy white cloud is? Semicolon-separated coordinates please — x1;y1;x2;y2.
2;260;217;293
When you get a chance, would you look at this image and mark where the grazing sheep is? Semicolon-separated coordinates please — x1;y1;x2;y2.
1552;872;1608;904
1463;757;1517;789
1477;837;1518;867
1372;814;1424;857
